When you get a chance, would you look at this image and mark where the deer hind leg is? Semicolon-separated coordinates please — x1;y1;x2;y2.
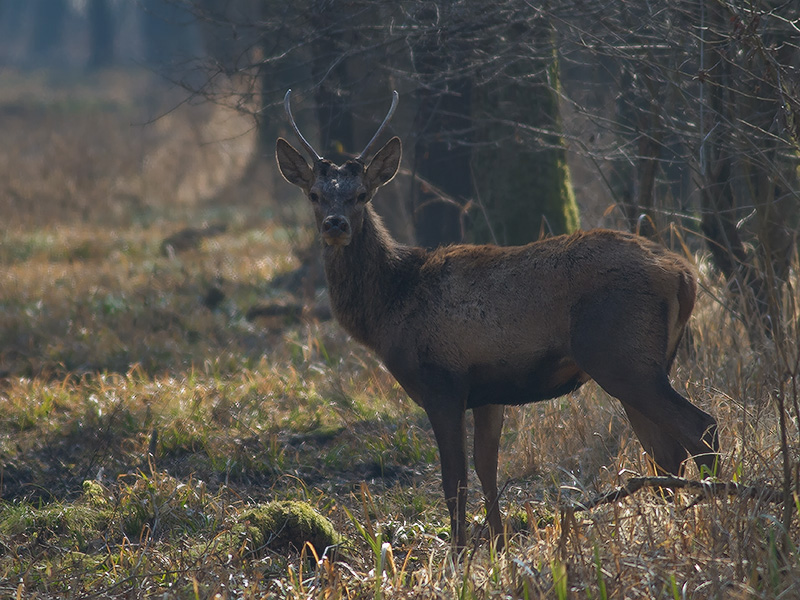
585;366;719;476
654;380;719;476
621;403;690;475
472;404;504;547
571;293;719;476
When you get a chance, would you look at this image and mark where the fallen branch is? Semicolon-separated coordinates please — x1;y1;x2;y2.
568;476;785;512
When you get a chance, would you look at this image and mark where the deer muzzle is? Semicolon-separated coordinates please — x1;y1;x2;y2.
321;215;352;246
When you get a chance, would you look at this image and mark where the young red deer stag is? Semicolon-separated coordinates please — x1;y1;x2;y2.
275;90;720;550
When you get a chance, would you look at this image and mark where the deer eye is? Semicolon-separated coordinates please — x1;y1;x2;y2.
356;192;368;204
309;191;320;203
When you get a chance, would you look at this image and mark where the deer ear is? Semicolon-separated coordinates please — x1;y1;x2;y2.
365;137;401;190
276;138;314;189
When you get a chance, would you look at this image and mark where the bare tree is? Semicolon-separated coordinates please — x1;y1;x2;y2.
555;0;798;344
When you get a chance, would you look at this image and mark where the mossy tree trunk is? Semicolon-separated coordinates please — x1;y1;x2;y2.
471;19;578;244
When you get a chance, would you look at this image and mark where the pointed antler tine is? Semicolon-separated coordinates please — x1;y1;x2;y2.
284;89;322;162
356;90;399;161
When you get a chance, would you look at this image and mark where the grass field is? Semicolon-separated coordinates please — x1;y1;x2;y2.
1;68;798;599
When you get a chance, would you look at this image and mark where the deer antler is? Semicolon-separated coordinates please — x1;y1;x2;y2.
284;89;322;162
356;91;399;162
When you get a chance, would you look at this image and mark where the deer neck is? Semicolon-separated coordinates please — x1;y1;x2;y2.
322;205;410;349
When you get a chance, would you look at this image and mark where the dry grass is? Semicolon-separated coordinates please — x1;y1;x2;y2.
0;68;798;599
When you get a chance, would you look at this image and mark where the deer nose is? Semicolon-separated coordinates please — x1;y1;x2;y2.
322;215;350;235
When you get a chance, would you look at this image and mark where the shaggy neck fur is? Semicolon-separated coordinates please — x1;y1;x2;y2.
322;205;418;349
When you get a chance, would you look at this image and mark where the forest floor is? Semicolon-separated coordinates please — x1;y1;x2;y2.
0;67;798;599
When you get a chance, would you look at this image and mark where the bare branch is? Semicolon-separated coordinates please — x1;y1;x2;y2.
568;476;786;512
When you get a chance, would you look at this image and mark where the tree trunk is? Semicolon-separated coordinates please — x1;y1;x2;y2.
31;0;67;62
409;2;472;248
87;0;114;69
139;0;197;68
412;79;472;248
471;18;579;244
307;1;358;164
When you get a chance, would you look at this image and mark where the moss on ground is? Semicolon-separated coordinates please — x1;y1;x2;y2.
240;500;342;555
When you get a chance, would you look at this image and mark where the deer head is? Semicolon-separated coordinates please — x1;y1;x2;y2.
275;90;402;247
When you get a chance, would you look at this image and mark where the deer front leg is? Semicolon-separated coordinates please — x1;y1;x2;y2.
473;404;504;548
427;403;468;549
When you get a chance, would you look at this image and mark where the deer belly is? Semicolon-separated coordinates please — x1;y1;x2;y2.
466;356;589;408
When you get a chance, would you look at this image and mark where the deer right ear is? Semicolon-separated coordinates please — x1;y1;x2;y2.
365;137;402;190
276;138;314;189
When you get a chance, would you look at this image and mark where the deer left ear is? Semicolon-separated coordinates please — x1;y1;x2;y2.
365;137;401;190
276;138;314;190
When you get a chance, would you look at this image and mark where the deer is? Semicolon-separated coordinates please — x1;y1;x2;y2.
275;90;720;551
